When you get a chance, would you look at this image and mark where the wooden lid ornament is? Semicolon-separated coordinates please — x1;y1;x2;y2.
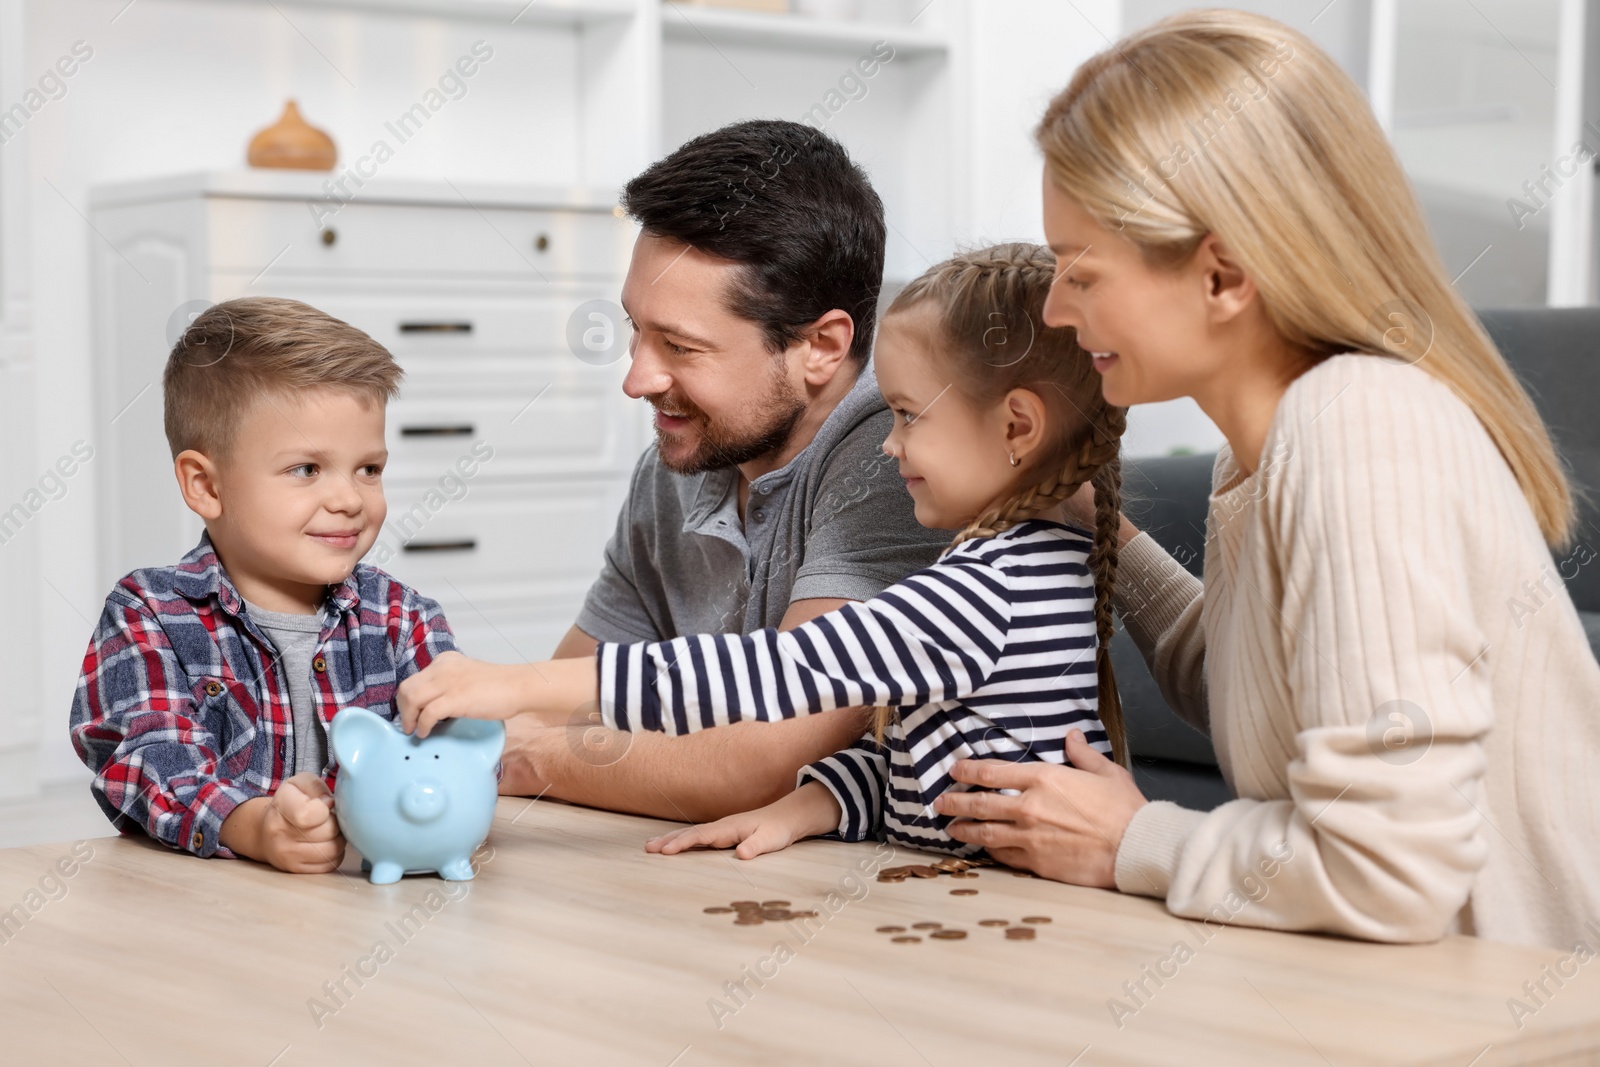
246;99;336;171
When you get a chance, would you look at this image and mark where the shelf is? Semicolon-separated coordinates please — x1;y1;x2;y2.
662;3;947;56
219;0;638;27
88;171;622;214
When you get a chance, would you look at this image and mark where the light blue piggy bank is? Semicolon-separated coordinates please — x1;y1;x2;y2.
329;706;505;885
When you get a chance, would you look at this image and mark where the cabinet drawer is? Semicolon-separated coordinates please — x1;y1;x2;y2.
387;386;644;482
206;196;631;279
282;289;602;358
370;478;626;598
263;290;645;480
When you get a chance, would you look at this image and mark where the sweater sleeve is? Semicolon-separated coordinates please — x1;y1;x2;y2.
796;733;888;841
594;560;1011;734
1114;361;1494;942
1112;530;1210;735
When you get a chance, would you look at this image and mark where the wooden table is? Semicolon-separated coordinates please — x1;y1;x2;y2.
1;797;1596;1066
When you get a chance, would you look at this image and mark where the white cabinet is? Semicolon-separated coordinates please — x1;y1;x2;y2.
89;170;641;663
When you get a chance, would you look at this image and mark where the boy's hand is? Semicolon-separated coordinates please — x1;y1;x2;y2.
645;781;843;860
219;773;345;873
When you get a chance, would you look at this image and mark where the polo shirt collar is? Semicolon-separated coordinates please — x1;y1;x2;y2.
680;359;880;533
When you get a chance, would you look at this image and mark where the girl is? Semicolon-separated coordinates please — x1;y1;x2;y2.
933;11;1600;951
401;242;1134;860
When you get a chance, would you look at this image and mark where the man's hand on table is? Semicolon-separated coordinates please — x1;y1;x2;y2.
934;729;1148;889
218;773;346;873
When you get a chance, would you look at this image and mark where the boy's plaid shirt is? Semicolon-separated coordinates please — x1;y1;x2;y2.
69;534;457;859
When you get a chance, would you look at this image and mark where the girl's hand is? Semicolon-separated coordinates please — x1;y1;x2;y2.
397;651;533;738
646;782;842;860
933;729;1148;889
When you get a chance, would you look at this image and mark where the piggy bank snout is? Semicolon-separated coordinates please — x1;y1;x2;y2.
398;779;450;824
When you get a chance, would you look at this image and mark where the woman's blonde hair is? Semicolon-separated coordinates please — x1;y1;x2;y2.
868;243;1129;766
1035;8;1574;546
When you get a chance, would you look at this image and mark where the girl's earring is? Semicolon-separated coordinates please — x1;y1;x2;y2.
1008;451;1020;467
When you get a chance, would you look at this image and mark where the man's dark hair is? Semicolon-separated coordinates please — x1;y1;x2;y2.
621;119;886;367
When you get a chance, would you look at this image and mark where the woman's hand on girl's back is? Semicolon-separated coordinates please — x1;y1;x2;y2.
934;730;1148;889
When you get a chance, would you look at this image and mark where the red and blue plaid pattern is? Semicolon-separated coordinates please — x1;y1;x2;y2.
70;533;456;859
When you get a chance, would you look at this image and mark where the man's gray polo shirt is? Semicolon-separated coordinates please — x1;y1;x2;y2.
575;358;952;642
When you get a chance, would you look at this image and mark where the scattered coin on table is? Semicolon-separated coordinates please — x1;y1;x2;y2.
950;888;978;896
876;858;996;884
703;906;733;914
891;936;922;944
911;921;943;930
1005;927;1037;940
1021;916;1053;924
930;929;968;940
876;925;907;934
978;919;1009;927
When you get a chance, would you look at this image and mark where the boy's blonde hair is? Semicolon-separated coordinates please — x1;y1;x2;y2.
871;242;1129;766
162;297;402;459
1035;8;1574;546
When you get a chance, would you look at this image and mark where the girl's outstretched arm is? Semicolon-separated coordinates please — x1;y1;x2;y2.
596;560;1013;735
397;650;599;738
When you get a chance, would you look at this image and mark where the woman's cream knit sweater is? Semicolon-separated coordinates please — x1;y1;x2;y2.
1110;353;1600;950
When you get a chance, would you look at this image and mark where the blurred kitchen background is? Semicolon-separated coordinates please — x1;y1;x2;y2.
0;0;1591;845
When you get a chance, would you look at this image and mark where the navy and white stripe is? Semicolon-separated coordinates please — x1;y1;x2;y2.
595;519;1110;856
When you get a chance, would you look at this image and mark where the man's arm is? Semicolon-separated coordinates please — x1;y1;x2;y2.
498;599;873;823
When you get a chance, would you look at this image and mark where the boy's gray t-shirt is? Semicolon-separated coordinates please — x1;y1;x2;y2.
576;358;954;642
242;601;328;777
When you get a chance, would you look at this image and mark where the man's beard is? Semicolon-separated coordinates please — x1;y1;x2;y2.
650;364;807;476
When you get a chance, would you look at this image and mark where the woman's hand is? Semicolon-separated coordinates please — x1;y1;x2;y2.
934;729;1148;889
645;781;842;860
397;651;596;738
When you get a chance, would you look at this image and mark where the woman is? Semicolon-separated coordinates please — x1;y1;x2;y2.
932;9;1600;950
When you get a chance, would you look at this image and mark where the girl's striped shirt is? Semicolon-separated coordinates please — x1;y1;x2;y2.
594;518;1111;856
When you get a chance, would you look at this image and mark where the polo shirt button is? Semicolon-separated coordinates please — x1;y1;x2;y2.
753;509;765;521
191;830;204;850
204;680;223;697
313;655;327;673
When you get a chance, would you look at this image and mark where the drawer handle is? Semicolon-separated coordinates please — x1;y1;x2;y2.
403;539;478;554
399;321;474;334
400;424;475;438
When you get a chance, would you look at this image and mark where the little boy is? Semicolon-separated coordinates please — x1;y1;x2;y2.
70;297;458;873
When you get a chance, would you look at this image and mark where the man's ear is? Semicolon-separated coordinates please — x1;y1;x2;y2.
798;308;855;387
1195;233;1258;326
174;449;224;521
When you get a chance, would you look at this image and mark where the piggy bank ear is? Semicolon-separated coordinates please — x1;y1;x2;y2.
438;717;505;767
330;706;393;776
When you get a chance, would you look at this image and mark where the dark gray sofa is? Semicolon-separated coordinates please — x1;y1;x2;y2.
1113;307;1600;811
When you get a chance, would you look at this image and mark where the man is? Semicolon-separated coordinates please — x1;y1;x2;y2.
414;119;950;821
